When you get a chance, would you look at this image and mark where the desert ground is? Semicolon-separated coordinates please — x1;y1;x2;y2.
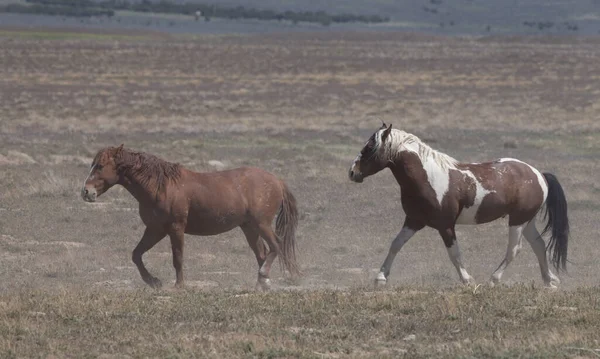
0;28;599;357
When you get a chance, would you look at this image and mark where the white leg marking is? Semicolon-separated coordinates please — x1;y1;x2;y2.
377;227;417;282
447;242;474;284
523;222;559;288
491;224;525;285
259;265;268;278
456;170;494;225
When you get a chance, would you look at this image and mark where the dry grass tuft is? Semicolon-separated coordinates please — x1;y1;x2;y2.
21;170;80;199
0;286;599;358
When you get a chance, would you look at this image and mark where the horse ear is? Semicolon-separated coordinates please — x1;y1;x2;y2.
381;123;393;142
115;144;124;156
380;120;387;129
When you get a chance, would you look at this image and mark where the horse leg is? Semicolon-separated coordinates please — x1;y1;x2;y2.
256;223;281;290
439;227;475;285
168;227;186;288
132;227;167;289
523;221;560;288
490;223;526;286
241;224;267;291
375;217;424;285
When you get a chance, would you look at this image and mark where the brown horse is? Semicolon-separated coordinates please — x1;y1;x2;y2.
349;123;569;288
81;145;299;290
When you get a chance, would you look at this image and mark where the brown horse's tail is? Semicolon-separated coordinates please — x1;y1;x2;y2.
276;182;300;277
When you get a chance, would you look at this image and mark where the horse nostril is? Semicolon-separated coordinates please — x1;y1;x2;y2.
349;170;354;178
84;188;89;195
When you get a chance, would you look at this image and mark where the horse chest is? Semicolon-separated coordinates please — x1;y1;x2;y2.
138;205;170;226
400;193;439;220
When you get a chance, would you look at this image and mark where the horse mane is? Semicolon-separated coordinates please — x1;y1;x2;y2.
377;129;458;170
116;149;182;193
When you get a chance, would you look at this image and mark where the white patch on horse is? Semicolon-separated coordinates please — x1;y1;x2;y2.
498;158;548;202
83;163;96;190
410;141;451;206
447;242;474;284
456;170;493;225
353;153;361;167
374;129;458;206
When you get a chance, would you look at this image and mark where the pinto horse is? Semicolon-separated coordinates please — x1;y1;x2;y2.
81;145;299;290
349;124;569;288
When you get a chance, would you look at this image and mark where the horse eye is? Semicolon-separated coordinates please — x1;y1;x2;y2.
96;165;104;170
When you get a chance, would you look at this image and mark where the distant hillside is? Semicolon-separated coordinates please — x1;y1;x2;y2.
1;0;599;35
148;0;600;35
1;0;390;26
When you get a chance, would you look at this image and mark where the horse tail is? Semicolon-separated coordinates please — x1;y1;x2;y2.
276;182;300;277
541;172;569;272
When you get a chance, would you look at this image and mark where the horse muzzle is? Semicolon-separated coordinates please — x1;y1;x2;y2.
81;186;97;202
348;169;364;183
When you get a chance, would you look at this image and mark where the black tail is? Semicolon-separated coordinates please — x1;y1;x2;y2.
541;173;569;272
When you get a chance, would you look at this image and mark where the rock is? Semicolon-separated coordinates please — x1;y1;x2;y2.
403;334;416;341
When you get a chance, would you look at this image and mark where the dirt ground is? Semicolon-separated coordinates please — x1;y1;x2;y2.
0;28;600;357
1;29;599;293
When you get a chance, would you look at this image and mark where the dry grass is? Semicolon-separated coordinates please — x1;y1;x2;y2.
1;285;599;358
0;29;599;357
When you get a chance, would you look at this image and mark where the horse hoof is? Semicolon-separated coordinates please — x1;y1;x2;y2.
544;273;560;288
489;274;501;287
374;278;387;287
148;277;163;289
545;283;559;290
256;277;271;291
255;283;271;291
174;283;185;290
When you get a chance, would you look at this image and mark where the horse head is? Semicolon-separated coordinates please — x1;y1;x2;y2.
81;144;124;202
349;123;393;183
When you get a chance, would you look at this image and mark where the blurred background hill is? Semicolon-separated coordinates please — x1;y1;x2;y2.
1;0;599;35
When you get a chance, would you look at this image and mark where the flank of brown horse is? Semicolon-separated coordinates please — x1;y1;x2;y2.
349;123;569;288
81;145;300;290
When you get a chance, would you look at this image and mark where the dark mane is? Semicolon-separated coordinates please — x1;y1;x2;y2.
117;149;182;193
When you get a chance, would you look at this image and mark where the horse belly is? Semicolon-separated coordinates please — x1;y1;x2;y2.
184;206;246;236
185;214;244;235
455;205;481;225
456;192;508;224
455;192;508;225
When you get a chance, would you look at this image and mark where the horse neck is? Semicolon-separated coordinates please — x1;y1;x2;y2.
119;169;162;206
388;150;442;193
